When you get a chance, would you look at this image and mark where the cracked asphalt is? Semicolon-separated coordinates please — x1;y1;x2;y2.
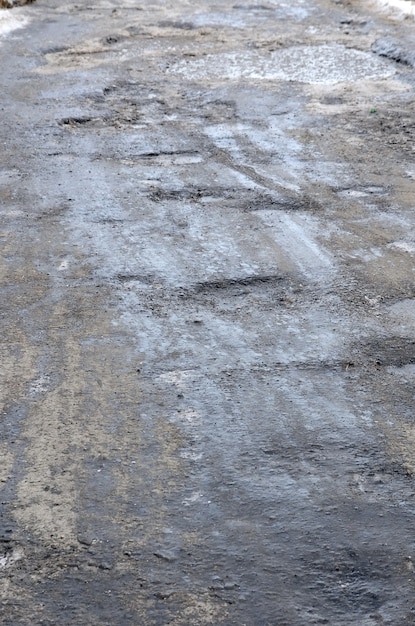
1;0;415;624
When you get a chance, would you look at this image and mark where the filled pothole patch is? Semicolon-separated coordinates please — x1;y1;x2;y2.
168;44;396;84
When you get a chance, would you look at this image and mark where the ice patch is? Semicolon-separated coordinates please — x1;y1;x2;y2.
0;547;24;570
386;299;415;328
169;45;396;84
0;10;28;38
374;0;415;17
255;211;333;278
387;241;415;254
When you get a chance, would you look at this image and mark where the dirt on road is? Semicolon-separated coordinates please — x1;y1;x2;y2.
0;0;415;624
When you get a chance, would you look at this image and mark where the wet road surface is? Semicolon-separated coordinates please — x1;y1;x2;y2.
1;0;415;624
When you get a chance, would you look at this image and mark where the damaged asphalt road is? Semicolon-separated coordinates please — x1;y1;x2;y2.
1;0;415;624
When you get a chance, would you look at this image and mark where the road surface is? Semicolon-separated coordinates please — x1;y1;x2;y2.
1;0;415;624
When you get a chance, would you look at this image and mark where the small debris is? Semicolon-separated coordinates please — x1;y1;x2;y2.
77;534;94;547
153;550;177;562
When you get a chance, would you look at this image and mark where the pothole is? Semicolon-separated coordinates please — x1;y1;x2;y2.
193;274;287;293
148;186;319;212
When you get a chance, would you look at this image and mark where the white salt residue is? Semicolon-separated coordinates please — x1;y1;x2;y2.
169;44;396;84
0;10;28;39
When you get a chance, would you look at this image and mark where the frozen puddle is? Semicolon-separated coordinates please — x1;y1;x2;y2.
169;44;395;84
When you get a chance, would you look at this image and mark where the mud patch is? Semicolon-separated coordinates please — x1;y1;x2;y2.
159;592;228;625
356;336;415;367
60;82;173;130
341;103;415;156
